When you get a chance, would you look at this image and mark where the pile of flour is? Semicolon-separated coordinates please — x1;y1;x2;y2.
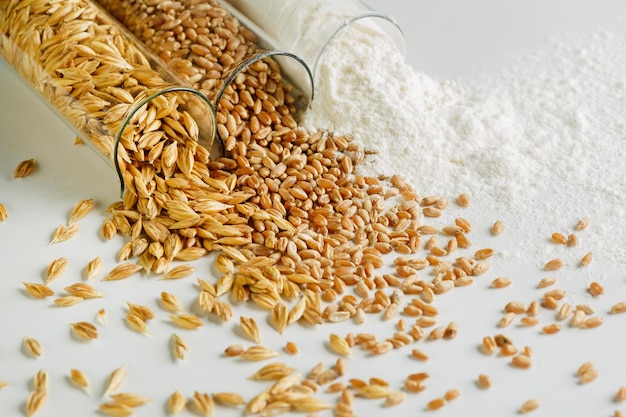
300;26;626;277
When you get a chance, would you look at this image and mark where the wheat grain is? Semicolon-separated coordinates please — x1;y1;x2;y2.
24;338;42;358
172;333;188;360
538;276;557;288
46;257;68;284
169;313;204;330
70;369;89;390
98;402;134;417
240;316;261;344
54;296;84;307
544;259;564;271
240;345;279;361
0;203;7;221
103;263;143;281
161;265;196;280
103;366;126;397
14;158;36;178
110;393;151;407
70;322;98;340
69;198;95;223
50;223;80;244
329;334;351;356
23;282;54;299
520;399;539;413
611;302;626;314
26;389;46;417
168;390;186;414
160;291;183;312
64;283;103;299
477;374;492;389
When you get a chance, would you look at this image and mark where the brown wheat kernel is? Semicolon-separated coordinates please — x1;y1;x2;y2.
579;368;599;384
356;384;392;399
511;354;532;369
611;302;626;314
570;310;586;327
588;282;604;297
329;334;352;356
576;217;590;230
491;277;512;288
527;301;540;317
444;389;461;401
224;345;245;357
615;411;625;417
240;346;279;361
581;316;604;329
494;334;513;347
499;312;515;328
538;276;557;288
98;402;133;416
336;357;348;377
70;322;98;340
542;296;559;310
542;323;562;334
472;260;491;276
576;304;596;314
474;248;494;260
567;234;579;246
556;303;572;321
544;258;564;271
26;388;46;417
482;336;497;355
103;366;126;397
520;317;539;327
543;289;566;300
69;199;95;224
14;158;35;178
580;252;593;267
491;220;504;235
169;314;203;330
70;369;89;390
500;343;519;356
285;341;298;355
411;349;429;361
102;263;143;281
477;374;492;389
520;399;539;413
46;257;68;284
0;203;7;222
551;232;568;244
426;398;446;410
457;193;470;207
50;223;80;244
505;302;528;314
23;282;54;299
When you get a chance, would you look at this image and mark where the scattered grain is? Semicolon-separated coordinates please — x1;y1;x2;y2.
69;198;95;223
588;282;604;297
544;259;564;271
520;399;539;413
50;223;80;244
477;374;492;389
14;158;36;178
70;322;98;340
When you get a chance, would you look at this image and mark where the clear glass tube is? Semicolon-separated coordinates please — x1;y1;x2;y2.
94;0;315;112
0;0;217;196
220;0;406;89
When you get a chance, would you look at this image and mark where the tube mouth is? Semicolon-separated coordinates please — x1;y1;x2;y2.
313;11;405;83
114;86;217;198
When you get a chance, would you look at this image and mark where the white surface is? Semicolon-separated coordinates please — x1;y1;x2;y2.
2;2;626;417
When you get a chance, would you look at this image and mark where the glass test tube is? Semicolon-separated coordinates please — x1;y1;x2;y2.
94;0;314;151
95;0;315;111
220;0;406;88
0;0;217;195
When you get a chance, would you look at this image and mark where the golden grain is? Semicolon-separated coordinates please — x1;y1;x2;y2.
70;369;89;390
64;283;104;299
192;391;213;417
14;158;36;178
542;323;561;334
576;217;590;230
520;399;539;413
160;291;183;312
544;259;564;271
23;337;42;358
556;303;572;321
23;282;54;299
580;252;593;267
103;366;126;397
69;198;95;223
457;193;470;207
168;390;186;414
102;263;143;281
482;336;497;355
491;277;512;288
240;345;279;361
26;389;46;417
491;220;504;235
611;302;626;314
477;374;492;389
426;398;446;410
0;203;7;222
588;282;604;297
538;276;557;288
54;296;84;307
70;322;98;340
551;232;567;244
329;334;351;356
615;387;626;402
51;223;80;244
46;257;68;284
511;354;532;369
567;233;579;246
109;392;151;407
85;256;103;280
582;316;604;329
98;402;133;417
161;265;196;280
240;316;261;344
213;392;246;407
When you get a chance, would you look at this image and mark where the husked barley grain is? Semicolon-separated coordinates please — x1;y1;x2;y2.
69;369;89;390
103;366;126;397
168;390;186;414
69;199;95;224
14;158;36;178
0;203;7;221
50;223;80;244
23;338;42;357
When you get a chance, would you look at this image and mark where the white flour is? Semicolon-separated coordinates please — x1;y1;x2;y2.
301;25;626;291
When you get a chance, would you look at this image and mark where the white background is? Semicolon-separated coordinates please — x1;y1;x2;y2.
1;2;626;417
